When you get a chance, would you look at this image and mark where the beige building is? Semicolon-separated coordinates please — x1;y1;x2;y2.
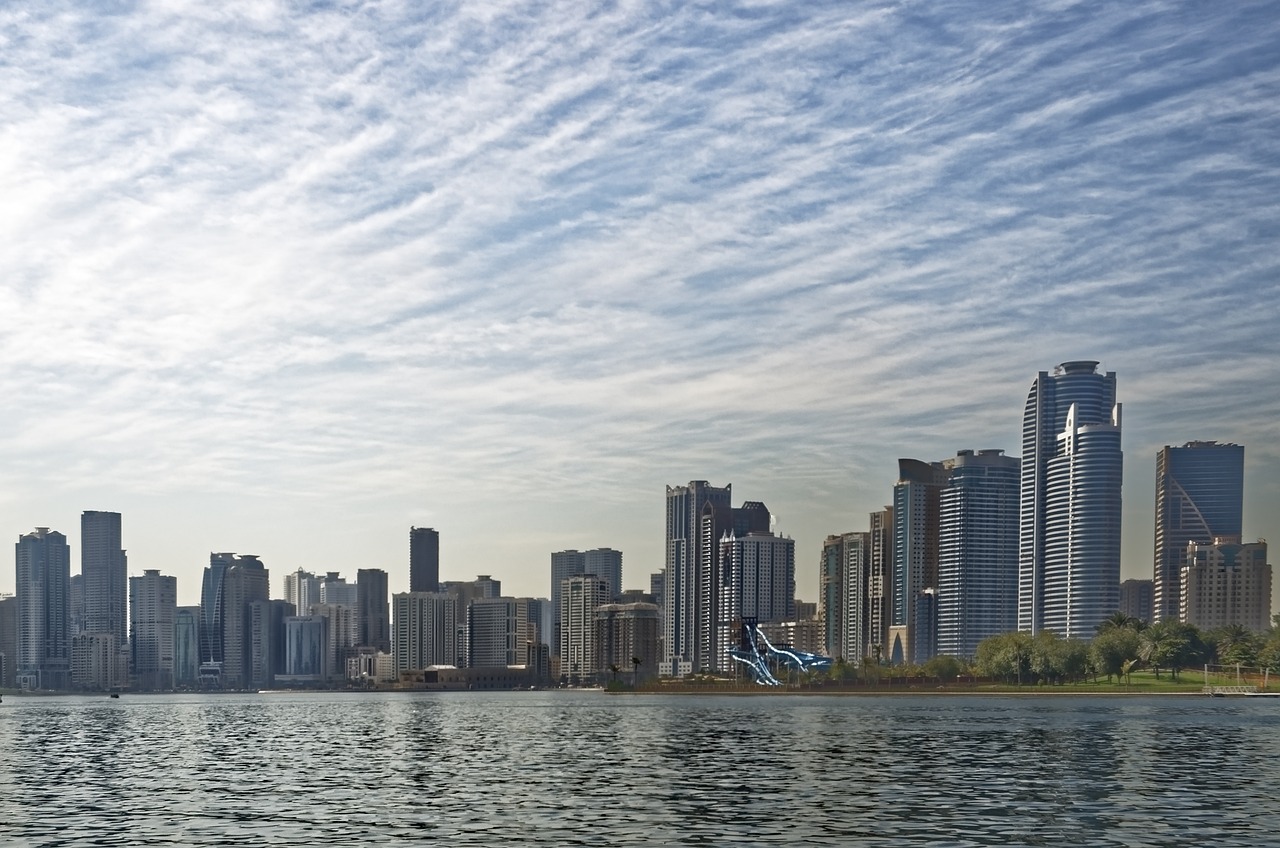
1181;538;1271;632
595;602;661;684
71;632;126;691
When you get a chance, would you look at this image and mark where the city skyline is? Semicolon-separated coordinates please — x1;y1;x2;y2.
1;3;1278;609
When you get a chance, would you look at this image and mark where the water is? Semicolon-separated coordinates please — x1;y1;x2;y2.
2;691;1278;846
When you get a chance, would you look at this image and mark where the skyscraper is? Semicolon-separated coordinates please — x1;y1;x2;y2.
129;569;177;691
357;568;391;652
821;532;871;662
199;553;269;689
283;569;321;617
81;510;127;646
551;548;623;656
392;591;458;676
1019;361;1123;638
409;527;440;593
665;481;732;671
16;528;71;690
889;459;947;665
867;506;893;661
466;597;530;668
1153;441;1244;624
715;530;795;672
1181;538;1271;632
560;574;610;683
937;449;1020;659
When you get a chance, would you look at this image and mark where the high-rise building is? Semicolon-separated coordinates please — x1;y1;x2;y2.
1181;538;1271;632
81;510;127;647
466;597;530;668
319;572;359;645
282;615;328;683
1119;578;1153;624
1153;442;1244;624
283;569;321;618
868;507;893;661
249;598;294;689
649;571;664;613
392;591;458;676
0;595;17;690
409;527;440;593
198;553;269;689
937;449;1021;659
561;574;610;683
69;573;84;636
71;632;125;690
523;597;551;647
664;482;732;672
1019;361;1123;638
174;606;201;688
550;549;622;656
820;532;871;662
889;459;948;665
701;503;770;673
129;569;177;691
595;602;661;684
309;602;354;681
16;528;72;690
715;531;795;672
357;568;391;652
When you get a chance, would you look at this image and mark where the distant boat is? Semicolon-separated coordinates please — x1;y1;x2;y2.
109;693;120;699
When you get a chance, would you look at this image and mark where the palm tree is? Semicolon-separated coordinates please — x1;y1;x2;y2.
631;656;642;688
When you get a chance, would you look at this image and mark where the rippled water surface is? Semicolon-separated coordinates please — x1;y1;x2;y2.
2;691;1279;846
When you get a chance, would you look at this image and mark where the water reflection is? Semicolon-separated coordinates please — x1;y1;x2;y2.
2;692;1278;846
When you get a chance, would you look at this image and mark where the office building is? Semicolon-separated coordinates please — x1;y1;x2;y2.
595;602;661;684
561;574;610;683
820;532;871;662
283;570;321;619
282;615;328;683
1181;538;1271;632
1154;442;1244;623
664;481;732;672
129;569;177;691
249;598;294;689
71;632;125;690
16;527;72;690
0;595;17;690
81;510;127;647
889;459;948;664
1019;361;1123;638
550;549;622;655
867;507;893;661
392;591;458;676
409;527;440;593
1119;579;1153;624
467;597;530;668
937;449;1021;659
357;568;391;652
715;530;795;671
199;553;269;689
69;573;84;636
174;606;201;688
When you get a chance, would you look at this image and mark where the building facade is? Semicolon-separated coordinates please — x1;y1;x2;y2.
174;606;201;688
561;574;610;683
1181;538;1271;632
129;569;177;690
466;597;530;668
1119;578;1153;624
409;526;440;593
81;510;127;647
199;553;269;689
392;591;458;676
937;449;1020;659
16;527;71;690
357;568;391;652
664;481;732;672
595;602;661;683
820;532;871;662
889;459;948;665
1019;361;1123;638
1153;442;1244;624
715;531;796;673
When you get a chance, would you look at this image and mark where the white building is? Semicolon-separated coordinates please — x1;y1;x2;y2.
129;569;177;690
392;591;458;676
561;575;610;683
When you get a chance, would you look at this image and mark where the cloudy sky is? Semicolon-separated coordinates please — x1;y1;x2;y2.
1;0;1278;611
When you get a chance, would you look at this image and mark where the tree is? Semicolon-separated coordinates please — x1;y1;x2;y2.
631;656;642;687
975;632;1032;684
1090;627;1140;683
1140;619;1202;681
923;655;964;683
1213;624;1260;668
1097;611;1146;633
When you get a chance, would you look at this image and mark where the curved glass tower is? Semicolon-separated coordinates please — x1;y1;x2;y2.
1018;361;1122;638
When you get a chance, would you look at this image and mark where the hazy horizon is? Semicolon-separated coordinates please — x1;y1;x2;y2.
1;2;1277;612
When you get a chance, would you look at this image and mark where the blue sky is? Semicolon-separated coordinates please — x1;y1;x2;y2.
1;0;1278;611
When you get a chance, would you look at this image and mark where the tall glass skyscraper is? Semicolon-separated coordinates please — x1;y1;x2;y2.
81;510;127;646
1152;441;1244;624
937;449;1020;658
1018;361;1123;638
664;481;731;670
